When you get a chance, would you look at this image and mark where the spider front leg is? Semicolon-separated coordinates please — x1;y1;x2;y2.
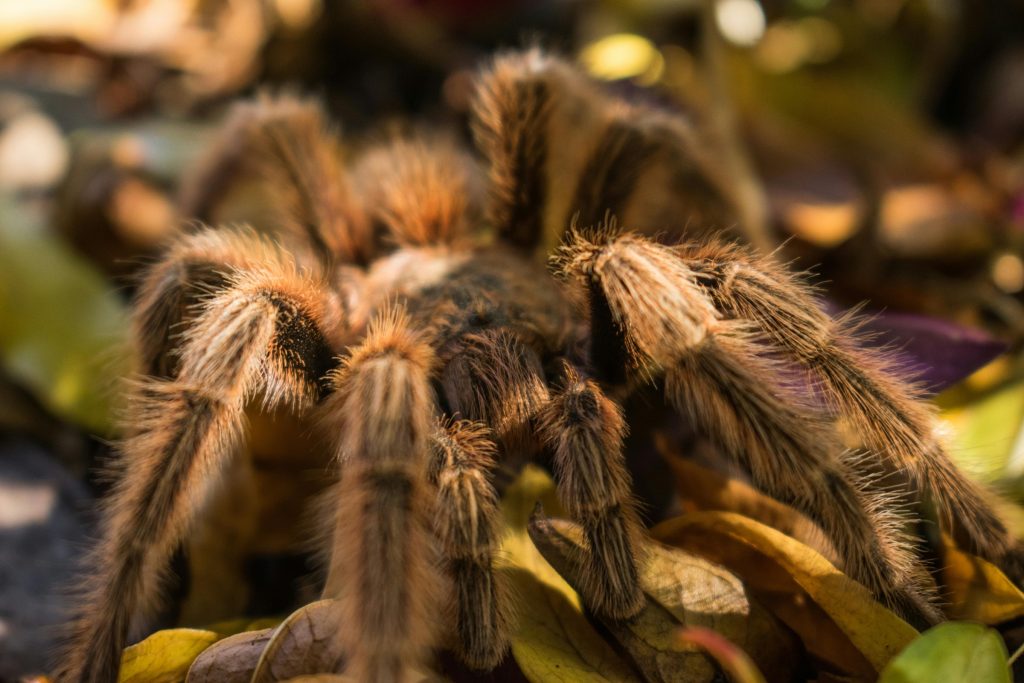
442;328;644;621
555;231;941;626
679;241;1024;581
133;227;293;377
429;419;512;670
320;309;442;682
57;265;337;683
539;363;645;619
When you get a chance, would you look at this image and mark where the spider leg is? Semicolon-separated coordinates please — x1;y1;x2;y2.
133;227;306;377
320;308;441;682
428;419;512;670
179;93;370;265
441;328;644;620
539;363;645;619
352;135;478;248
680;241;1024;581
470;50;734;256
56;266;337;683
555;231;941;625
471;49;557;252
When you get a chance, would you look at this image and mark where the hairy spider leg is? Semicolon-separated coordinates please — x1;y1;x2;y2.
679;240;1024;585
428;419;512;669
555;230;942;627
58;263;337;683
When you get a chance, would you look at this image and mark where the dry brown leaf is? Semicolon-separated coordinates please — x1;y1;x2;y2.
186;628;274;683
653;511;918;679
251;600;345;683
529;512;798;683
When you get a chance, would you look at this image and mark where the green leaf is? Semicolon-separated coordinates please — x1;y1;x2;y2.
940;376;1024;482
0;196;132;432
878;622;1010;683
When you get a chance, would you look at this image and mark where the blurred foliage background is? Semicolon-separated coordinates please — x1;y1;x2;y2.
1;0;1023;680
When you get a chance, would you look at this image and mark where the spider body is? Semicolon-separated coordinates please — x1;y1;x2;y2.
59;50;1024;683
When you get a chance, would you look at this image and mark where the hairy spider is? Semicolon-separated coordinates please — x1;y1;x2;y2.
58;49;1024;682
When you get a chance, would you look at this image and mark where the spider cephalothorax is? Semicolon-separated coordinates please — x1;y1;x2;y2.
59;49;1024;683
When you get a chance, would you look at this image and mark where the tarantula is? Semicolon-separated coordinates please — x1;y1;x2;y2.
59;49;1024;682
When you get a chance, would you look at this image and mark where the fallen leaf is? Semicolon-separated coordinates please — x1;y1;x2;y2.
119;628;222;683
877;622;1010;683
500;465;642;683
251;600;345;683
529;512;798;683
940;534;1024;624
652;511;917;678
658;440;835;561
186;628;275;683
662;443;1024;627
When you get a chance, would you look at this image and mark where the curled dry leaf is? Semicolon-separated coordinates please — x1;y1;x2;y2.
251;600;345;683
499;465;641;682
652;511;917;679
528;511;798;683
186;628;275;683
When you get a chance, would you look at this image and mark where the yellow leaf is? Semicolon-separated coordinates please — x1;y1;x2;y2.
500;465;641;682
941;534;1024;624
653;511;917;677
119;628;222;683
